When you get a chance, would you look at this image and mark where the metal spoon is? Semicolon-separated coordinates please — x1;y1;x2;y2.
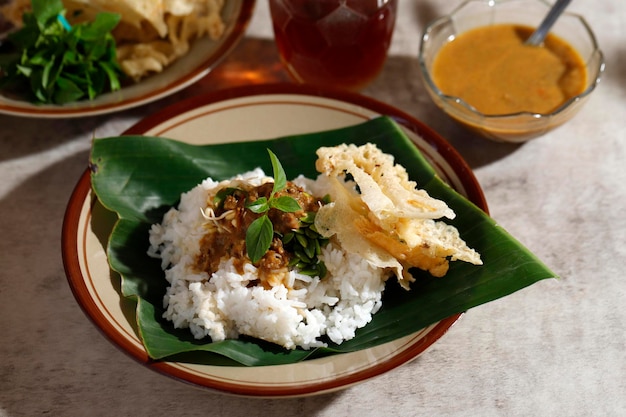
525;0;572;46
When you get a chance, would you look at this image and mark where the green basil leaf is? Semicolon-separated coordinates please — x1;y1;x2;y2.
27;51;48;66
62;71;89;88
53;76;84;104
62;49;78;64
41;59;53;88
32;0;64;26
86;40;107;60
29;69;46;101
99;61;121;91
270;196;302;213
80;12;121;40
245;215;274;263
268;149;287;195
246;197;269;213
16;64;32;77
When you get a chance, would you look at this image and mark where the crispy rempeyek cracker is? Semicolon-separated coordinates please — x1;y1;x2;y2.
314;143;481;289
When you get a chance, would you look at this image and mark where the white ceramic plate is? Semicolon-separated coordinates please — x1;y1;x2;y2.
0;0;254;118
62;84;488;397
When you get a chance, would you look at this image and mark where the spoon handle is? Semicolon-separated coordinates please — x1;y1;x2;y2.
525;0;572;46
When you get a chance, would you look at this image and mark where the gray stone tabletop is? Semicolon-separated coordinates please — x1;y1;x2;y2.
1;1;625;416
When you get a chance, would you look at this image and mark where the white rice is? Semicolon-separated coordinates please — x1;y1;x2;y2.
148;169;388;350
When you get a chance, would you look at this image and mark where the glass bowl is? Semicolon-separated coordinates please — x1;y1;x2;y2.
418;0;605;143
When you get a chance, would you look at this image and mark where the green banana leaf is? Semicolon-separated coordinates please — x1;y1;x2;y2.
90;116;555;366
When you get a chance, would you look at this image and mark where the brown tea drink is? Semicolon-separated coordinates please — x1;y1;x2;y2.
269;0;397;91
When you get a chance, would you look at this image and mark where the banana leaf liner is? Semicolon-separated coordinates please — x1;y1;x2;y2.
90;116;555;366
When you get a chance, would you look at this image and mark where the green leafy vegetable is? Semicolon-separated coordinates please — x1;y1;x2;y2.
90;116;556;366
283;212;329;277
244;149;301;263
0;0;123;104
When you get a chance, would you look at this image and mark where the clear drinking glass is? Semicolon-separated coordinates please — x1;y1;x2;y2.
269;0;398;91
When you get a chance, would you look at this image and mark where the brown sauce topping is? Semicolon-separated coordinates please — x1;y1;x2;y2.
195;181;322;288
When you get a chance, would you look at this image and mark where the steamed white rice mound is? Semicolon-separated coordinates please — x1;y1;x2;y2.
148;169;388;350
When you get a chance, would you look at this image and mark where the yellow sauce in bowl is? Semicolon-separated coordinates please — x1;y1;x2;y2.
432;24;587;115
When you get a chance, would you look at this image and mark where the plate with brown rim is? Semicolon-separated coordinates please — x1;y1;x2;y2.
62;83;488;397
0;0;255;118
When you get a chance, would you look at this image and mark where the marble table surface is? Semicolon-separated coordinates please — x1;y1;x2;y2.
1;1;625;416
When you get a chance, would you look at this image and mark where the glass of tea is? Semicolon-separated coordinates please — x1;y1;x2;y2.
269;0;398;91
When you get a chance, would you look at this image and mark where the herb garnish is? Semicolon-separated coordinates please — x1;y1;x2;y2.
0;0;123;104
245;149;302;263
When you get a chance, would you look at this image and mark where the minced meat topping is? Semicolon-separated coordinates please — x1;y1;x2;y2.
195;181;322;288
